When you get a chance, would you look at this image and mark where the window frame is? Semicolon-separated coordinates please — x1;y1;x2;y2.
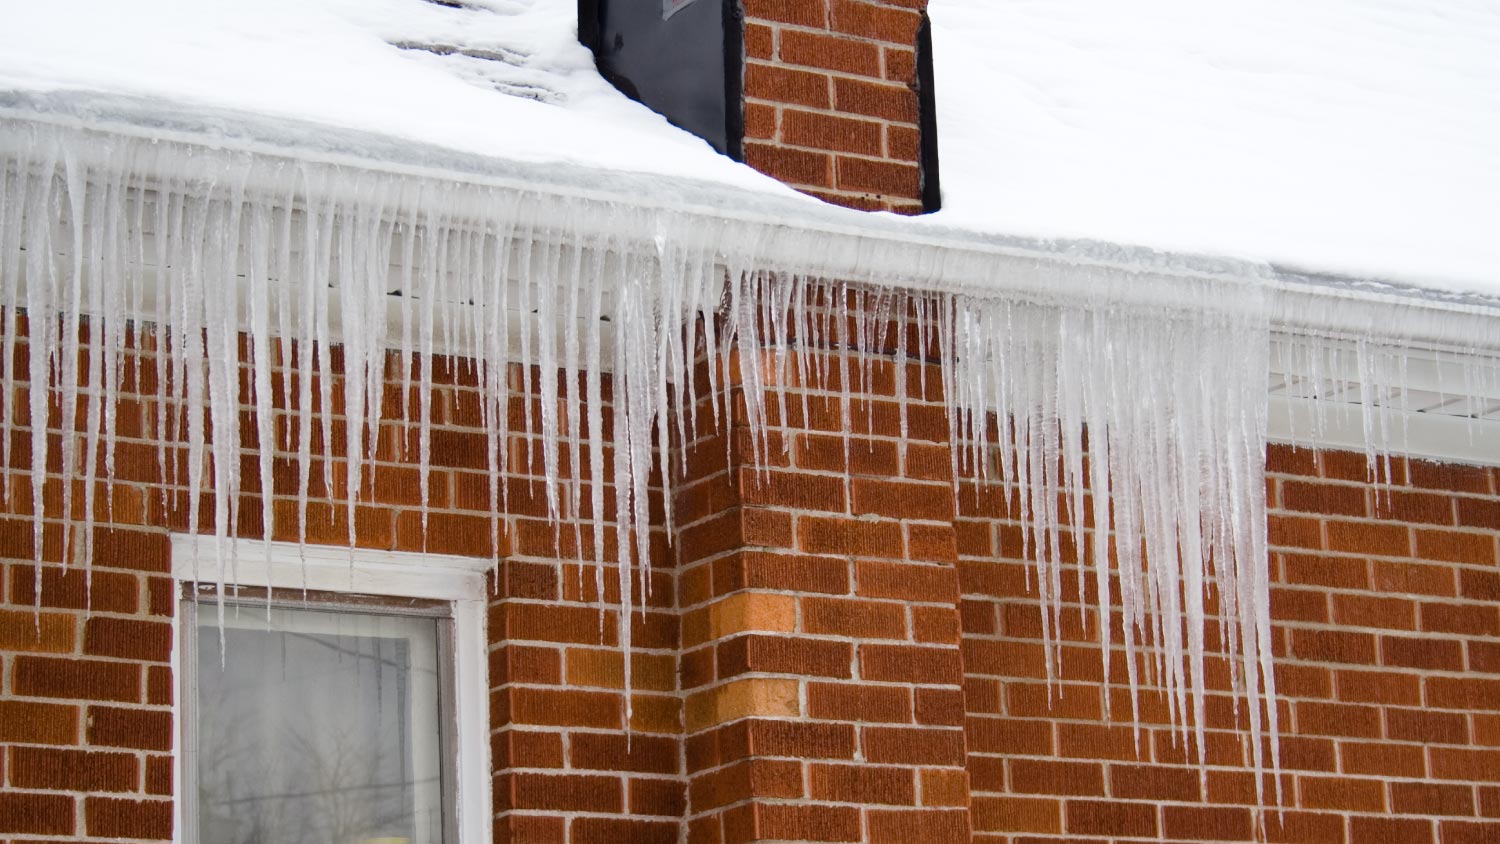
171;536;493;844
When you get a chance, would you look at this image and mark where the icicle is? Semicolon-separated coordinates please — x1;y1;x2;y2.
13;119;1500;821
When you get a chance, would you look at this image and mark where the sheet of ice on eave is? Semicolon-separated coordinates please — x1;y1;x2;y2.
0;0;787;195
925;0;1500;295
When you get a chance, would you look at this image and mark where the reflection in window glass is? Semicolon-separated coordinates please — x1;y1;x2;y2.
193;603;446;844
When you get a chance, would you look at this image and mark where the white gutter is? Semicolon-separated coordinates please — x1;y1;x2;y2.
3;90;1499;355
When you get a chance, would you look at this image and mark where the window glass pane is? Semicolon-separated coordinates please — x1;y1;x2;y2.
194;603;446;844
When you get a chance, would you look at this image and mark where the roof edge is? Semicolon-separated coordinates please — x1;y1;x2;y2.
3;90;1498;354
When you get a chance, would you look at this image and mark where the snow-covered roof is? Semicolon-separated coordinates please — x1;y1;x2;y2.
1;0;1497;297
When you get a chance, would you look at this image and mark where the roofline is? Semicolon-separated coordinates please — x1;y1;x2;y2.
4;90;1498;356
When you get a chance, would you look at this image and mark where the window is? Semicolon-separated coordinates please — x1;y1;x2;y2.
173;538;492;844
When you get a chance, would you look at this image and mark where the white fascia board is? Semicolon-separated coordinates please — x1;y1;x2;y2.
4;91;1499;356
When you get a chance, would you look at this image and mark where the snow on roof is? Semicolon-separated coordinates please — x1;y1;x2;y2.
0;0;1497;296
924;0;1500;295
0;0;787;193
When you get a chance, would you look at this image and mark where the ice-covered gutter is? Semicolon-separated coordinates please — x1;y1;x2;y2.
2;93;1498;820
7;91;1498;346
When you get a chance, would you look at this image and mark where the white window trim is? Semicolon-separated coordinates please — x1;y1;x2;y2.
170;535;493;844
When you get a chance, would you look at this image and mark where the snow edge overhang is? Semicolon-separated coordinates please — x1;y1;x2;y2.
3;89;1499;356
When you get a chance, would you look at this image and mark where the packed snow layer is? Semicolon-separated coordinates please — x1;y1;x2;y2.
1;0;1497;295
0;0;787;195
925;0;1500;293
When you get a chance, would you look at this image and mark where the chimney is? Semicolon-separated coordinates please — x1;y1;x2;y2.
580;0;940;215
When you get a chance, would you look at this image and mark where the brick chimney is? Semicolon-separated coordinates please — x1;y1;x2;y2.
741;0;937;214
581;0;940;215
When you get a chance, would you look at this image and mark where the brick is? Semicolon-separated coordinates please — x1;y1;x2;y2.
1011;759;1103;796
1297;702;1381;738
570;732;677;775
1348;816;1434;844
837;156;920;197
1326;519;1410;555
1334;669;1420;705
14;655;141;702
1461;568;1500;601
9;746;137;792
1281;481;1367;516
8;564;139;613
0;608;74;653
758;803;862;842
1373;489;1456;524
573;817;677;844
808;681;910;722
860;644;963;684
743;0;827;29
863;725;966;765
1291;628;1376;665
510;688;621;729
1374;560;1457;596
920;768;970;807
628;777;685;818
1163;805;1254;842
747;718;857;759
1108;763;1200;801
84;616;172;662
494;729;563;769
1407;460;1493;493
686;678;798;731
510;772;622;813
0;792;74;836
854;560;958;606
717;634;853;679
0;699;79;744
964;716;1053;756
914;687;963;726
809;763;915;805
852;478;953;521
1415;529;1495;564
780;30;882;76
1391;781;1475;815
969;795;1061;834
1456;497;1500;529
831;0;922;42
1422;601;1500;636
1270;517;1324;550
1340;741;1425;777
1299;775;1385;811
86;706;171;751
798;515;904;557
1331;594;1416;630
85;797;171;840
1383;634;1464;670
1065;799;1157;837
782;109;884;156
1427;677;1500;711
745;142;832;188
867;808;969;844
720;551;851;595
802;596;906;638
1263;809;1346;843
834;76;917;123
1439;821;1500;844
1387;707;1468;744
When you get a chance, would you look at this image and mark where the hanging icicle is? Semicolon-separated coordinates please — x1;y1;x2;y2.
4;117;1497;811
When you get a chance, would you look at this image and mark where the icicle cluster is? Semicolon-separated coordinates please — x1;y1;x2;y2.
940;288;1279;800
4;119;1496;809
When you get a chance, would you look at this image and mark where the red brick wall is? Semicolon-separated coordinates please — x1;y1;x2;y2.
742;0;930;213
3;305;1498;844
0;317;678;843
956;446;1500;843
